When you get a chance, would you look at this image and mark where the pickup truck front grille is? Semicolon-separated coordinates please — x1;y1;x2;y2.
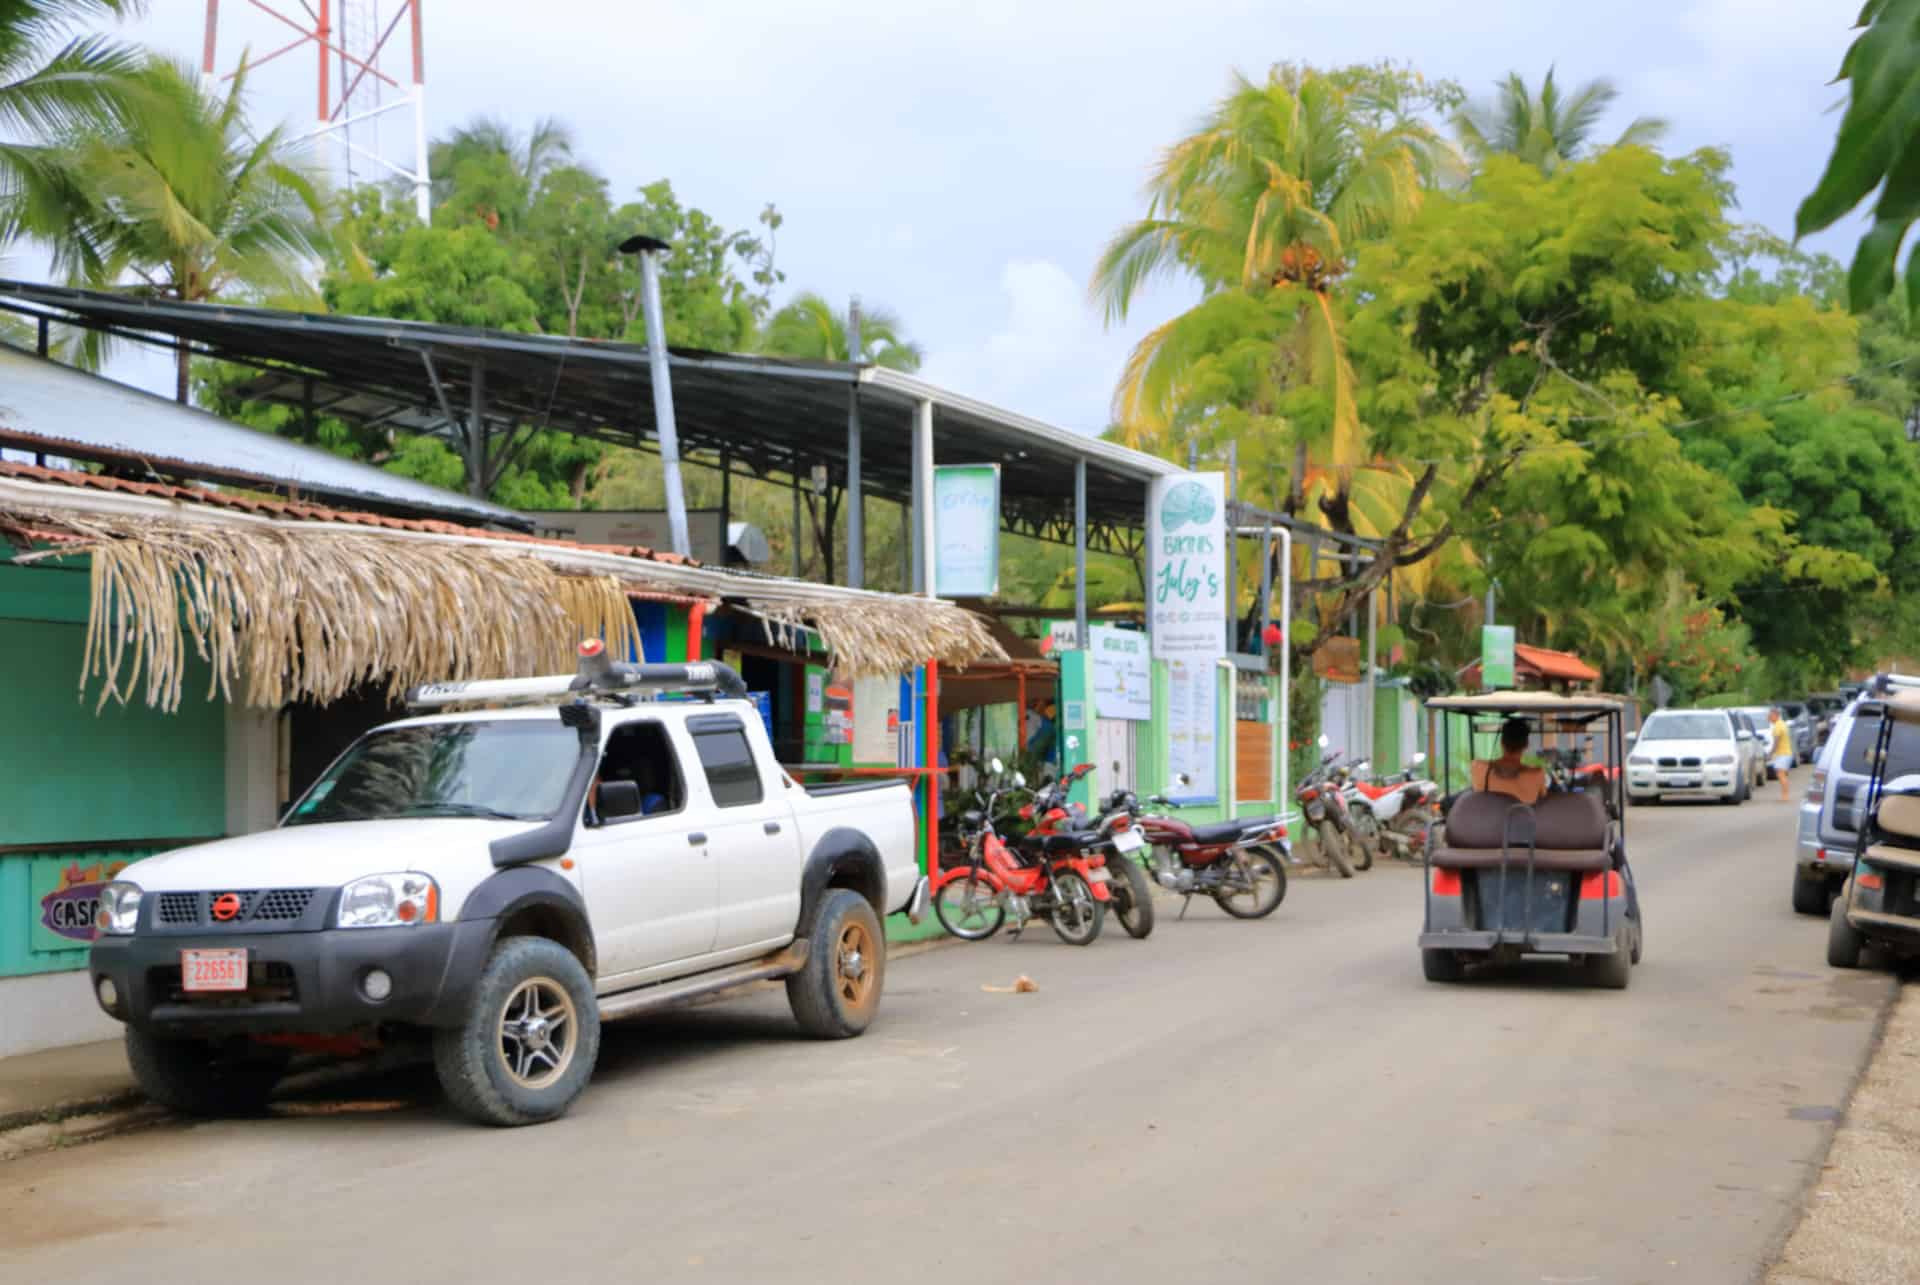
151;889;319;928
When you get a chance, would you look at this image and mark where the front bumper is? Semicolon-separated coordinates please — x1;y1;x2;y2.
90;920;495;1036
1626;767;1737;798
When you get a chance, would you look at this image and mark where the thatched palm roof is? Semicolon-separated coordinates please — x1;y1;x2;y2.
0;468;1005;711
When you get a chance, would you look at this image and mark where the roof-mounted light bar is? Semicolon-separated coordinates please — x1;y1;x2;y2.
404;640;748;710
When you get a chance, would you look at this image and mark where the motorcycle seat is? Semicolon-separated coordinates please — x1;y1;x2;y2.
1027;830;1106;854
1184;818;1275;846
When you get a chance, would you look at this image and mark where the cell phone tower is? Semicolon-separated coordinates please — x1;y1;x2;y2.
201;1;432;223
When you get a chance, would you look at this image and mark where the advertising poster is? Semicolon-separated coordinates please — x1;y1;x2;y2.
1147;473;1227;802
932;464;1001;598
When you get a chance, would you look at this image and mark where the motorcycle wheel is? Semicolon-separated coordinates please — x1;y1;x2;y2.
1347;824;1374;872
1317;823;1355;879
1048;871;1105;946
1106;856;1156;940
932;871;1005;941
1350;806;1383;861
1213;848;1287;919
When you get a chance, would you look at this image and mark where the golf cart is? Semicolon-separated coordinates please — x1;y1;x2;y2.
1827;687;1920;970
1421;691;1642;988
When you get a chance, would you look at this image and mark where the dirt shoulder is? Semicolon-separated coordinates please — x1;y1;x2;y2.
1770;980;1920;1285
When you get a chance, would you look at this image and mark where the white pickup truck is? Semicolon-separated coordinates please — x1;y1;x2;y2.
88;650;927;1126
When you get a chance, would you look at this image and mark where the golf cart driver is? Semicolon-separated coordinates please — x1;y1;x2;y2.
1471;717;1547;804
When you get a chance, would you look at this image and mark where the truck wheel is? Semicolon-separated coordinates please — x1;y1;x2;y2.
1107;857;1156;939
1792;869;1832;917
1587;928;1633;990
1422;949;1466;983
1827;896;1865;970
787;889;885;1038
125;1027;287;1117
433;936;600;1127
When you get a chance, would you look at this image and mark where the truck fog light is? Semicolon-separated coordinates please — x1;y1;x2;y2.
96;976;118;1010
361;969;393;1002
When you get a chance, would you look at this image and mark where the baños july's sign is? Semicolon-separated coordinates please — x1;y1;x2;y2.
1147;473;1227;804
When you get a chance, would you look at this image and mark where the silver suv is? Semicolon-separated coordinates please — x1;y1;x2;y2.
1792;681;1920;914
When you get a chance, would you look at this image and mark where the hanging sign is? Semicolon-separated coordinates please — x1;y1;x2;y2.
1482;626;1516;690
932;464;1001;597
33;859;130;949
1148;473;1227;801
1044;622;1151;722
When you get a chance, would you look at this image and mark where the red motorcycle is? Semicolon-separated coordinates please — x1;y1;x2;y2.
1103;783;1289;920
1296;751;1358;878
931;760;1112;945
1021;764;1156;940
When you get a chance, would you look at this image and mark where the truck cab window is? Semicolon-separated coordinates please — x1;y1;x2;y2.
591;722;686;824
690;717;764;807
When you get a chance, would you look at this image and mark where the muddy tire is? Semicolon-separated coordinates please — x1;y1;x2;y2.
1421;949;1466;983
1318;823;1355;878
125;1027;287;1117
1827;895;1865;970
787;889;885;1038
1791;869;1831;917
433;936;599;1127
1106;856;1156;939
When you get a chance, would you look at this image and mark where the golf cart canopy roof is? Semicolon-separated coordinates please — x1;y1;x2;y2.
1425;690;1623;718
1883;690;1920;726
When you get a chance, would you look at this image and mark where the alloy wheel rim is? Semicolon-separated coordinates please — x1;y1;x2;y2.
837;920;876;1008
497;977;577;1090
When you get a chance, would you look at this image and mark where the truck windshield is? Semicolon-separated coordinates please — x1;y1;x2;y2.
1639;713;1727;741
287;720;581;826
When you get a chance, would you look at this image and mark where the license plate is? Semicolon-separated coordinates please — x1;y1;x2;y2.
181;948;248;993
1112;829;1145;853
1086;868;1110;883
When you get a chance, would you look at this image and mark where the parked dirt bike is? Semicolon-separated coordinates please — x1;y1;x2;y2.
1297;751;1358;878
1326;763;1377;872
1105;783;1289;920
1345;754;1442;864
1017;763;1155;940
931;760;1112;945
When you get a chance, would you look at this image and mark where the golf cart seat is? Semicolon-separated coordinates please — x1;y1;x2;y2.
1433;791;1612;872
1864;792;1920;870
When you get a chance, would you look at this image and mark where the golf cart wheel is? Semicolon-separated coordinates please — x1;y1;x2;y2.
1630;915;1643;966
1827;895;1865;970
1421;948;1466;983
1791;869;1831;917
1587;928;1632;990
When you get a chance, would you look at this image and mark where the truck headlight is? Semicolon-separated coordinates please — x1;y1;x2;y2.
96;882;142;935
337;874;439;928
1707;754;1735;765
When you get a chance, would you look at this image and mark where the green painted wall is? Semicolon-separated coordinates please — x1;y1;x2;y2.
0;560;228;978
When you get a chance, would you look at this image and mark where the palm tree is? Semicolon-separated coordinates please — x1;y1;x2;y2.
1454;69;1667;174
428;114;575;230
0;1;145;246
1091;65;1448;494
14;56;328;400
761;291;922;371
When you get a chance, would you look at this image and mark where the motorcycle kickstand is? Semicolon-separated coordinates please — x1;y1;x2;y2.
1178;893;1194;921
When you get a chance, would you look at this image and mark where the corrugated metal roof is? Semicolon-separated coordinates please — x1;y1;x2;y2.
0;342;526;528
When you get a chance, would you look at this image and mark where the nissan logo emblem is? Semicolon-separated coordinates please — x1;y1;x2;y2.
211;893;243;922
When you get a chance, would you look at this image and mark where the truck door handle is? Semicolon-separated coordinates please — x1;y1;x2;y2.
764;821;782;835
688;832;708;846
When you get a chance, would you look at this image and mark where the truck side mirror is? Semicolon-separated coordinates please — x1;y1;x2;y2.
598;780;642;820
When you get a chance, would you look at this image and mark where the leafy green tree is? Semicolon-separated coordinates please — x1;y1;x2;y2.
1453;69;1667;174
609;179;782;350
0;0;145;245
427;114;574;232
13;56;327;400
1796;0;1920;311
761;291;922;370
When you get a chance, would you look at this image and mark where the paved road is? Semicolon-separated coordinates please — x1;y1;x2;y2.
0;779;1895;1284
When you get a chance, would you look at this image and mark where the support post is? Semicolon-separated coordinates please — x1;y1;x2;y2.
623;236;691;558
791;475;803;578
465;360;486;499
1259;521;1274;651
1074;458;1088;649
719;447;732;564
900;498;912;591
35;316;48;358
410;0;430;223
845;295;864;589
1225;439;1238;654
909;411;923;593
1366;587;1378;768
915;399;936;598
1278;529;1292;820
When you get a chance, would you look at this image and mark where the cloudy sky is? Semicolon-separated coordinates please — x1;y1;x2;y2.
79;1;1869;430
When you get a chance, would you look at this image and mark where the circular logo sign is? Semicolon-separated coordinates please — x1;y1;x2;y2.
211;893;243;922
1161;480;1216;532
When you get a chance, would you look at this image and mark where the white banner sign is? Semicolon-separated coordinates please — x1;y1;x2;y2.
933;464;1001;597
1044;622;1152;722
1147;473;1226;801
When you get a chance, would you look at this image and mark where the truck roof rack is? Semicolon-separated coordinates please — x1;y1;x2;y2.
403;641;748;711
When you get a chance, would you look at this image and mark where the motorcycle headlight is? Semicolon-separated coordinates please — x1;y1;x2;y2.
337;873;439;928
96;881;142;935
1707;754;1735;765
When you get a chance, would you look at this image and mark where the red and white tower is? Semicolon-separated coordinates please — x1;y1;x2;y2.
201;1;431;222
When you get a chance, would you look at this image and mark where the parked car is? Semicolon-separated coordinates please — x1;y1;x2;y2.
1774;701;1817;765
1806;694;1847;747
88;653;929;1127
1626;708;1748;805
1728;709;1770;792
1793;682;1920;915
1735;706;1793;778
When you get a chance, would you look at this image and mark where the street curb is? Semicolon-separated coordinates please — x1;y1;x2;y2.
0;932;963;1164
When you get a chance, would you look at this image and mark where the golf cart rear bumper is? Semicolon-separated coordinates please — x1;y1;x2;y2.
1843;908;1920;946
1419;931;1620;955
